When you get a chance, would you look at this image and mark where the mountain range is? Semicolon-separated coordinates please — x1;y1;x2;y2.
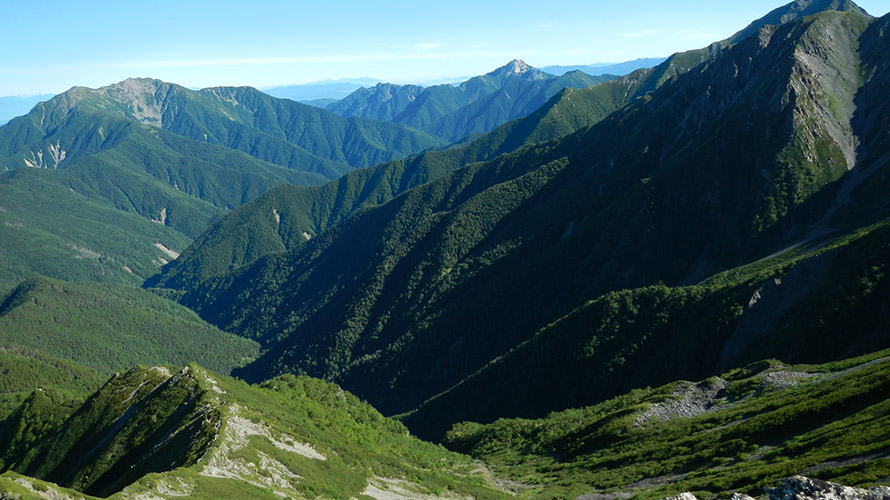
542;57;667;76
326;60;617;142
159;2;886;435
261;57;668;107
0;79;441;285
1;1;889;499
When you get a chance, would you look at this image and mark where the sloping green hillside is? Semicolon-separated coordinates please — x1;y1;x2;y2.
442;350;890;500
0;277;258;374
0;347;103;422
0;364;509;499
403;217;890;438
154;0;858;291
153;79;637;289
0;167;194;285
176;11;888;429
0;78;443;285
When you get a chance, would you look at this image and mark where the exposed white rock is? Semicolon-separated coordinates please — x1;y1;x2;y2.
71;244;102;259
766;475;890;500
153;242;179;259
634;378;729;425
731;493;757;500
661;493;698;500
362;476;472;500
199;404;325;498
152;208;168;225
11;477;87;500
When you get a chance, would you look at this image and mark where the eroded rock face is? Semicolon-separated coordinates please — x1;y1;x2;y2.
659;476;890;500
766;476;890;500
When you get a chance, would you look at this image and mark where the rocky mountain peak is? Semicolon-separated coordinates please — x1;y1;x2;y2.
488;59;548;80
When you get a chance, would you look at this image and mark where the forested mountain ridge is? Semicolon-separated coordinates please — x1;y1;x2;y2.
1;78;442;178
152;76;648;289
0;79;442;284
176;9;890;432
152;0;860;290
1;1;890;499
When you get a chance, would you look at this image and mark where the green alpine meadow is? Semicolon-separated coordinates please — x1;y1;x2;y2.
1;1;889;499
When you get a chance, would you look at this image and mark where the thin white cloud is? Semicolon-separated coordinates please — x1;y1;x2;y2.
618;29;661;38
414;43;446;53
2;50;536;74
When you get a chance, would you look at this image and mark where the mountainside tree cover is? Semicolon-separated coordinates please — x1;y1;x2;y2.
153;76;658;289
0;276;258;375
154;0;857;293
0;79;442;284
443;350;890;500
2;2;890;499
152;44;729;289
175;9;890;436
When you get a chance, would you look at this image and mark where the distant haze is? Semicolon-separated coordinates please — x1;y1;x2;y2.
1;1;888;96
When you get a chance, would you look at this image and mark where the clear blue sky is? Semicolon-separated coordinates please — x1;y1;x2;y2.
2;0;887;96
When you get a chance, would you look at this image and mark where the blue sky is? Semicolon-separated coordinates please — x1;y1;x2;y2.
2;0;887;96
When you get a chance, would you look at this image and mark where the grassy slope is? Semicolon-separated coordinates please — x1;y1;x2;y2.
442;350;890;500
0;168;194;285
1;364;510;500
0;276;258;375
0;78;443;286
0;347;103;422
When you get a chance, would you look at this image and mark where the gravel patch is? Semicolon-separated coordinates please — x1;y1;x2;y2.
634;378;729;425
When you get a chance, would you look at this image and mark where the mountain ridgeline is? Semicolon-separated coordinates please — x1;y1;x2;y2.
166;8;890;440
0;364;508;499
151;0;864;290
2;1;890;499
0;79;442;284
327;60;617;141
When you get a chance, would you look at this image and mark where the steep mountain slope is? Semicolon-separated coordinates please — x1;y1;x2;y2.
2;354;888;500
328;60;615;141
177;10;888;428
153;80;642;289
1;79;442;178
0;276;258;375
404;215;890;438
0;346;103;422
0;79;442;284
0;167;194;285
0;364;508;499
153;0;857;290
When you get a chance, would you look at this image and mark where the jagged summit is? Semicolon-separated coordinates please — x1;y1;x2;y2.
486;59;549;80
728;0;869;44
